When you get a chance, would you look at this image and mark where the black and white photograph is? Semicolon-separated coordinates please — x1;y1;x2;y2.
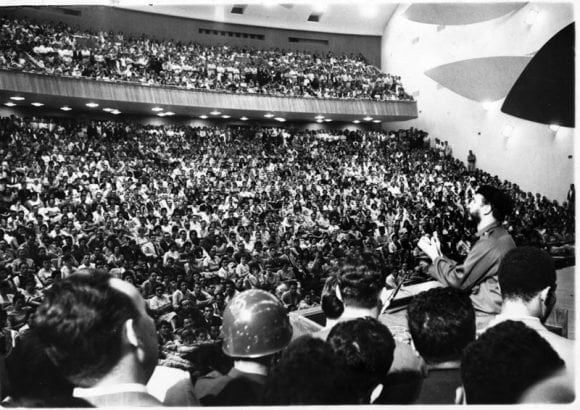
0;0;575;406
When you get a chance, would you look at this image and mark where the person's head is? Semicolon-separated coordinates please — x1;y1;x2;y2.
469;185;513;223
222;289;292;359
263;335;354;405
32;273;158;387
498;246;557;321
320;275;344;320
460;320;565;404
4;329;81;407
407;287;475;363
328;317;395;403
335;261;383;311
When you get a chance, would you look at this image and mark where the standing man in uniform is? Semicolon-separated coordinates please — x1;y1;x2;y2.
418;185;515;331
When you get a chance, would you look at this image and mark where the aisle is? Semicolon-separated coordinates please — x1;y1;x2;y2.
553;266;575;339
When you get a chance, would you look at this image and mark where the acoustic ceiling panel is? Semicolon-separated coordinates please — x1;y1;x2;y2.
425;56;532;101
404;2;526;25
501;23;575;127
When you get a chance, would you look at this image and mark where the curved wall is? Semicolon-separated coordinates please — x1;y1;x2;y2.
381;2;574;202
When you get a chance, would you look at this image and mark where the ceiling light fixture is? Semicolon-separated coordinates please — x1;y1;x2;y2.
210;110;221;115
315;115;325;120
353;120;361;124
60;106;72;111
525;8;539;25
240;116;248;121
86;102;99;108
31;102;44;107
199;115;208;119
152;107;163;112
324;119;332;122
10;96;25;101
275;117;286;122
164;111;175;116
373;120;381;123
502;124;514;137
221;115;231;119
4;102;16;107
363;116;373;121
111;110;121;115
316;119;324;123
264;113;275;118
103;108;114;112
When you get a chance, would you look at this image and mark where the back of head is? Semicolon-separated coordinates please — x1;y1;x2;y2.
320;275;344;320
461;320;565;404
335;256;383;309
407;287;475;363
4;329;75;406
263;335;354;405
32;272;140;387
222;289;292;358
499;246;556;302
327;317;395;403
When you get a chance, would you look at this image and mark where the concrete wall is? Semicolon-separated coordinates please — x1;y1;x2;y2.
381;2;574;202
9;6;382;66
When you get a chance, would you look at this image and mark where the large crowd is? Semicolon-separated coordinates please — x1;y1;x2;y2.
0;16;412;100
0;113;575;405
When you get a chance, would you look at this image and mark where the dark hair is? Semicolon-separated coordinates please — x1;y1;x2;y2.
461;320;565;404
328;317;395;402
499;247;556;302
335;261;383;309
320;276;343;320
476;185;513;221
407;287;475;363
4;329;77;405
263;335;354;405
32;272;140;386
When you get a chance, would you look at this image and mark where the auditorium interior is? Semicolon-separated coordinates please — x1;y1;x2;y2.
0;1;576;406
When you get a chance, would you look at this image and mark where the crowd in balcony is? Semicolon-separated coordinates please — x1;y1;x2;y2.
0;115;574;405
0;16;412;100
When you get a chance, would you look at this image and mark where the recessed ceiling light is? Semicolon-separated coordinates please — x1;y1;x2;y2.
315;115;325;120
353;120;360;124
157;112;167;117
240;116;248;121
324;119;332;122
199;115;208;119
60;106;72;111
164;111;175;116
4;102;16;107
264;113;274;118
86;102;99;108
210;110;221;115
31;102;44;107
111;110;121;115
363;116;373;121
316;119;324;123
10;96;25;101
221;115;231;119
103;108;114;112
275;117;286;122
373;120;381;123
152;107;163;112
